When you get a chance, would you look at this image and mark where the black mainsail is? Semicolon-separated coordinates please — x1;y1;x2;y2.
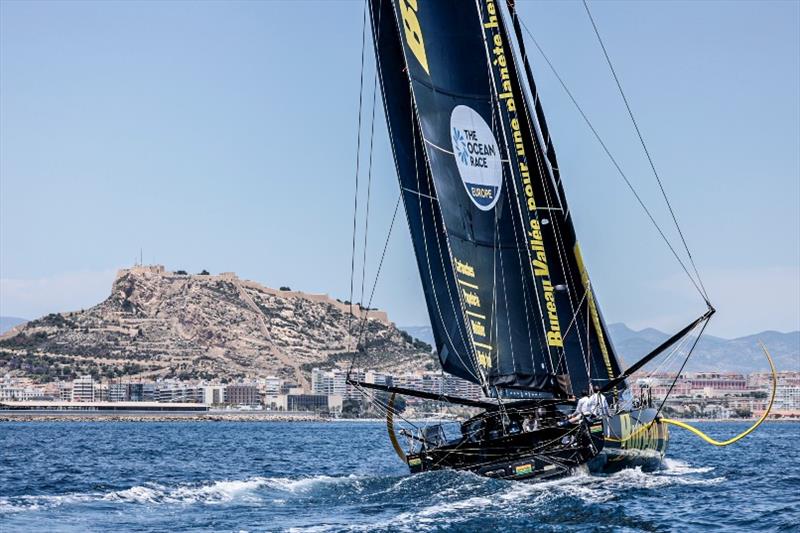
370;0;625;400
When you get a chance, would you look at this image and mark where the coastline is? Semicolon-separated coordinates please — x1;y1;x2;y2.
0;411;327;423
2;412;797;423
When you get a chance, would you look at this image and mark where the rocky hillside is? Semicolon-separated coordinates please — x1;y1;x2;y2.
0;266;435;385
607;323;799;373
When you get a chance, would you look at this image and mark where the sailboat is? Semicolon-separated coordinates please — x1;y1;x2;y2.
347;0;775;481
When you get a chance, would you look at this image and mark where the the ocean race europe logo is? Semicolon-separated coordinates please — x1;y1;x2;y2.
450;105;502;211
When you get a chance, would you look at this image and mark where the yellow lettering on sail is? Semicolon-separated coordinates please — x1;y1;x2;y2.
399;0;429;74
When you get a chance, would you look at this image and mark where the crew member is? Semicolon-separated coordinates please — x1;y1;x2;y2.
585;385;610;419
566;389;593;424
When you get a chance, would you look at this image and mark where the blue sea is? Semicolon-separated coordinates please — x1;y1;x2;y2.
1;420;798;532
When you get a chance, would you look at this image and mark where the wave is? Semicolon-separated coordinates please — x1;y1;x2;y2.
1;458;724;529
660;457;716;475
0;474;363;513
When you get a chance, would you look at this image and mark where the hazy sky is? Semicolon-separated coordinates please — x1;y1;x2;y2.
1;0;798;339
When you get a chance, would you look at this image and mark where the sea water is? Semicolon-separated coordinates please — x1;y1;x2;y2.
1;420;797;532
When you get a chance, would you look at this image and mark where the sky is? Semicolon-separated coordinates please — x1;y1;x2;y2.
1;0;798;339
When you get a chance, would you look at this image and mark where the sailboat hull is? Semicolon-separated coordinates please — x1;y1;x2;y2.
403;408;668;481
590;408;669;473
406;420;605;482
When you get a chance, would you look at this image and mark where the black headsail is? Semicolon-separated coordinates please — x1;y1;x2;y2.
369;0;626;399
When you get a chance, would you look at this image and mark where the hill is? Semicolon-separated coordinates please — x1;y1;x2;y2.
0;316;27;335
0;266;435;384
607;323;799;373
400;324;799;373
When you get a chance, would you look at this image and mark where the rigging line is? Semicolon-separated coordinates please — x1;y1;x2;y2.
347;0;369;374
655;318;709;417
499;2;591;375
353;382;420;431
411;110;483;384
475;0;553;375
491;71;544;378
350;0;385;379
585;298;595;382
515;17;709;304
386;4;481;381
648;331;694;378
552;286;592;381
489;89;524;379
351;194;402;353
582;0;710;304
358;66;379;319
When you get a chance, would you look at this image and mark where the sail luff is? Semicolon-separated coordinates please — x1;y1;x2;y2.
493;1;594;386
475;0;575;396
479;0;626;395
500;5;627;392
472;2;558;380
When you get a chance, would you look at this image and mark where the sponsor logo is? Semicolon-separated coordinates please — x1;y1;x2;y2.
450;105;503;211
398;0;429;74
514;463;533;475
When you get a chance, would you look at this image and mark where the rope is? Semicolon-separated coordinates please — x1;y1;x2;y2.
655;319;709;417
661;341;777;446
346;0;370;374
581;0;710;304
515;16;709;304
358;69;379;312
386;393;407;460
350;195;402;362
606;341;777;447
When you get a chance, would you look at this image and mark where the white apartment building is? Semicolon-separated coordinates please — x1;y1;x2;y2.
72;375;95;402
311;368;364;399
201;385;226;405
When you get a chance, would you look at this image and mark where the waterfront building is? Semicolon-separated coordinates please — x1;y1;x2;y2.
749;371;800;389
128;383;156;402
775;386;800;411
311;368;364;399
201;385;226;405
287;394;329;412
59;382;72;401
108;383;128;402
687;372;747;395
225;384;259;406
156;382;203;403
263;394;287;411
71;376;95;402
261;376;283;395
391;371;483;401
364;371;390;387
0;377;48;401
94;383;109;402
636;375;693;399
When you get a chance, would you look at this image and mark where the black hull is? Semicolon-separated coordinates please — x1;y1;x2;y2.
404;408;667;481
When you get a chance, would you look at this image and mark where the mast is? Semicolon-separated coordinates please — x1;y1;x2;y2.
475;0;627;396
